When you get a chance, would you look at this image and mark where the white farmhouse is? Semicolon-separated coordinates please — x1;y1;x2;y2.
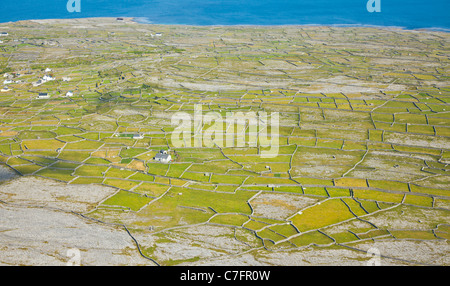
37;93;50;99
66;91;74;97
153;150;171;163
42;75;55;81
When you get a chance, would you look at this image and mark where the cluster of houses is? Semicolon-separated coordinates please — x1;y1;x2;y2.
33;69;73;97
3;72;22;80
32;68;69;85
35;90;73;99
33;71;55;87
151;33;163;38
2;72;21;92
0;67;75;98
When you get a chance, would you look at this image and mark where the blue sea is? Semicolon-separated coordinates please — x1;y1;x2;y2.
1;0;449;31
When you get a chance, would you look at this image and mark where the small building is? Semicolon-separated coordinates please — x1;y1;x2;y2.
62;76;71;82
42;75;54;81
44;68;52;72
66;91;73;97
155;33;162;37
153;150;171;163
0;32;8;37
3;79;12;84
132;134;144;140
1;86;10;92
37;93;50;99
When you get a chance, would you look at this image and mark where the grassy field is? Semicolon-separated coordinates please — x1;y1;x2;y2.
0;18;448;265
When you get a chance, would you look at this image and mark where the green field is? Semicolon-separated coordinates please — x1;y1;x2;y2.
0;18;449;266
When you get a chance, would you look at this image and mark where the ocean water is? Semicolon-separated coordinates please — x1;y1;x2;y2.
0;0;449;30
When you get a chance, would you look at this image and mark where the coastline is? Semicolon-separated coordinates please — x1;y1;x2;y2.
131;17;450;33
0;16;448;33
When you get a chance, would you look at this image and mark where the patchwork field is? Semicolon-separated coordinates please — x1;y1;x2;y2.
0;18;449;265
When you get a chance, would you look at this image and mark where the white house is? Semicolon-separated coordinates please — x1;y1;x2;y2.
37;93;50;99
1;87;10;92
44;68;52;72
153;150;171;163
42;75;54;81
0;32;8;37
132;134;144;140
65;91;73;97
3;79;12;84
